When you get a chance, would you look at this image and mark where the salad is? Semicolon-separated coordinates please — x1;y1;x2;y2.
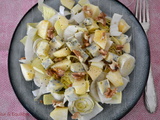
19;0;135;120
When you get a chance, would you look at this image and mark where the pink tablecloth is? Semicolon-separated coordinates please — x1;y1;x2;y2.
0;0;159;120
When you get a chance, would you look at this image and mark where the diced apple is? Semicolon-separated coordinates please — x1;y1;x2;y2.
87;65;102;80
72;79;88;95
106;71;124;87
60;0;75;9
54;20;63;37
123;42;130;53
32;57;45;74
58;16;69;30
36;40;50;57
87;18;99;31
93;30;107;49
20;64;35;81
43;94;54;105
54;16;69;37
43;5;56;20
71;4;82;14
105;52;113;63
50;107;68;120
78;0;90;6
37;20;52;39
51;59;71;71
118;19;130;33
53;47;71;58
83;4;100;19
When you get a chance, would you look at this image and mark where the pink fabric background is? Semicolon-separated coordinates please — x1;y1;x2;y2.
0;0;159;120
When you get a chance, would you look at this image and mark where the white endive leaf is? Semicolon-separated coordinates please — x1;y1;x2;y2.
25;26;37;63
89;55;103;62
110;13;122;36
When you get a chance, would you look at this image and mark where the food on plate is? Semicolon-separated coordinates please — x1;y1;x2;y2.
19;0;135;119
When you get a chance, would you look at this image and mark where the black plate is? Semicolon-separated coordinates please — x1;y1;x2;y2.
8;0;150;120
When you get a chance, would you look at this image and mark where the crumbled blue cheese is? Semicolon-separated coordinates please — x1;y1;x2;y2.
50;36;64;49
116;34;128;45
66;38;81;51
86;42;100;57
47;79;64;92
64;87;79;102
41;58;54;69
36;40;50;57
78;48;89;62
70;62;85;72
97;79;110;94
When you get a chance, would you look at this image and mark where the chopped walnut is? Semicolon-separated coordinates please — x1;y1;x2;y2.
39;100;43;104
116;45;124;50
71;112;80;119
72;72;86;80
46;68;55;76
84;32;89;40
109;60;119;72
99;49;108;56
104;88;117;98
102;32;106;40
47;26;55;40
95;12;107;25
53;57;64;62
73;50;82;58
53;68;65;77
83;6;92;17
20;57;26;60
83;32;90;47
52;100;64;108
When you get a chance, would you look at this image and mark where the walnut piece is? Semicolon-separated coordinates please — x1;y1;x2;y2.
46;68;65;78
53;68;65;77
109;60;119;72
46;68;55;76
53;57;64;62
83;32;90;47
71;112;80;119
95;12;107;25
116;45;124;50
83;6;92;17
73;50;82;58
20;57;26;60
104;88;117;98
52;100;64;108
72;72;86;80
47;26;55;40
99;49;108;56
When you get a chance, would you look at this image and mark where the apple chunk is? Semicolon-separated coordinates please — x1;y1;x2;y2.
60;0;75;9
50;107;68;120
20;64;35;81
37;20;52;39
93;30;107;49
106;71;124;87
